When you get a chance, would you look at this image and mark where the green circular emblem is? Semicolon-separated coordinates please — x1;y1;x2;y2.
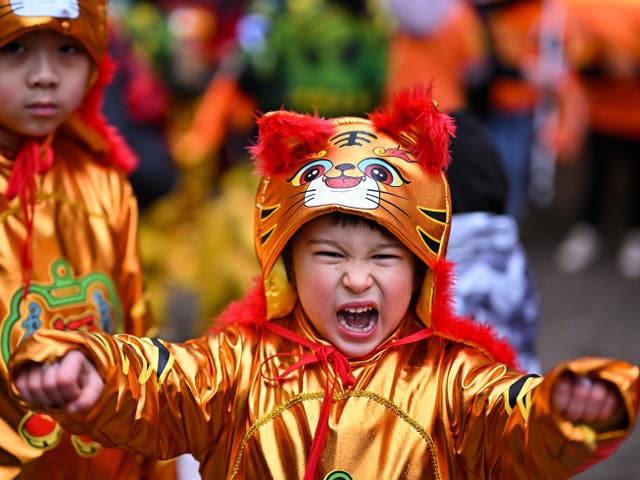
324;470;353;480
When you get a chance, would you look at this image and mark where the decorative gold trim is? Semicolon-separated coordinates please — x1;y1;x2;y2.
228;389;441;479
1;192;108;224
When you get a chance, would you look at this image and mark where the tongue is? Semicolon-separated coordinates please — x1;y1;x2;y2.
342;311;373;330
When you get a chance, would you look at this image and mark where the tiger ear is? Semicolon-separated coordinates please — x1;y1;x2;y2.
249;110;336;176
368;84;456;174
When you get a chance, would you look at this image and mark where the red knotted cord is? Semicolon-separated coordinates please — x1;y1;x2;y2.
261;321;433;479
4;139;54;297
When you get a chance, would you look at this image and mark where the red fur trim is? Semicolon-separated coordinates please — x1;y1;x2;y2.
249;110;336;176
368;84;456;175
79;56;138;173
208;278;267;334
430;259;518;368
210;265;517;368
209;263;517;368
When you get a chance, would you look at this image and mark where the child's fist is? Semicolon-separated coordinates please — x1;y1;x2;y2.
554;372;624;429
14;350;103;413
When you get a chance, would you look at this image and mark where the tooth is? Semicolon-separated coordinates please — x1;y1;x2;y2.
345;307;372;314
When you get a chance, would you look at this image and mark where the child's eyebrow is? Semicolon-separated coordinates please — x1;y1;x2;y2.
308;237;403;252
307;238;339;248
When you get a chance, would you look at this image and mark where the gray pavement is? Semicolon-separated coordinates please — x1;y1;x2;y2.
521;163;640;479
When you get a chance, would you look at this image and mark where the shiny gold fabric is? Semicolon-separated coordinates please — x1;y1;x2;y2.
0;134;170;478
10;309;639;479
0;0;108;64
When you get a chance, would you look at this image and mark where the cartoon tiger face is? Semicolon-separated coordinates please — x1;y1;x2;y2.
292;130;409;211
255;117;451;282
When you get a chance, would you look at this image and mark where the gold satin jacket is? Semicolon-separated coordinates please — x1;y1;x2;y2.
9;307;639;480
0;135;162;479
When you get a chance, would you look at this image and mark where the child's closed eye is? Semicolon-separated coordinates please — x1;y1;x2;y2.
58;43;85;55
0;42;25;54
372;254;400;260
314;250;343;260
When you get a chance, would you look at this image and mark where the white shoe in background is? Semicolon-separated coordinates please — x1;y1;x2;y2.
617;229;640;280
555;223;602;273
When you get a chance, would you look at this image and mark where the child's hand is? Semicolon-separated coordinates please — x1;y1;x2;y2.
14;350;103;413
554;372;625;428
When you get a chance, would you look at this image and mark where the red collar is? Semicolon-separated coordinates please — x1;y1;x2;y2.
260;313;432;480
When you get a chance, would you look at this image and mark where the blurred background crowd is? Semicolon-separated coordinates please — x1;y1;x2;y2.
102;0;640;341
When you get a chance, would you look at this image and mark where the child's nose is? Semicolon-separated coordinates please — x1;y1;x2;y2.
341;263;374;292
28;53;59;88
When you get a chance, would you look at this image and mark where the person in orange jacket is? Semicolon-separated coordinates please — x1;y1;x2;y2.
479;0;588;218
0;1;175;478
384;0;489;112
383;1;542;373
554;0;640;279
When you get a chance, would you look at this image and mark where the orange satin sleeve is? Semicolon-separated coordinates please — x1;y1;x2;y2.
501;358;639;477
9;317;639;479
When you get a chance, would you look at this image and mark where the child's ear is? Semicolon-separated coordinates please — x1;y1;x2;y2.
249;110;335;176
368;84;456;175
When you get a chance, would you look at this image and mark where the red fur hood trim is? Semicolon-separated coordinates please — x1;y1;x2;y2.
212;266;518;369
74;56;138;173
429;259;518;367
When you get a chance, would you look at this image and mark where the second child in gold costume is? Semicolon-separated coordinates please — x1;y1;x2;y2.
0;1;175;478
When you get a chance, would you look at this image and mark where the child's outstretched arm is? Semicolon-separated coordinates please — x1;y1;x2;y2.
490;357;639;478
14;350;103;413
10;328;246;461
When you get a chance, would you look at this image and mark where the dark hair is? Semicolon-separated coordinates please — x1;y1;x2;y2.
323;212;396;236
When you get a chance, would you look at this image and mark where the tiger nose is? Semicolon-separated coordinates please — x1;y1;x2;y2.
336;163;356;173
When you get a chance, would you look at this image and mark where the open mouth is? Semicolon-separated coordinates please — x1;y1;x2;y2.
337;306;378;333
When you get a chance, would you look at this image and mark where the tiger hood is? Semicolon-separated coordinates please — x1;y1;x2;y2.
216;85;516;366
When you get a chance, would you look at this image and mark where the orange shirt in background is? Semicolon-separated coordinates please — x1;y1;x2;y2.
385;0;488;111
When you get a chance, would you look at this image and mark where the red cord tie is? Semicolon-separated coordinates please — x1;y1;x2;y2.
5;140;54;297
261;321;432;479
261;322;354;480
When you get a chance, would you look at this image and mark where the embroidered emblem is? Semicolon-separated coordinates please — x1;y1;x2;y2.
324;470;353;480
18;412;62;451
71;434;102;457
289;143;411;211
1;259;123;366
18;413;103;456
